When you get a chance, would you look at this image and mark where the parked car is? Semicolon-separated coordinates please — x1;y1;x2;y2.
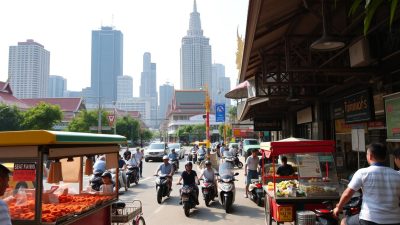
167;143;185;159
243;139;260;158
144;142;168;162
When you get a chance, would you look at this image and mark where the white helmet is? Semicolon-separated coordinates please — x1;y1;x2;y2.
162;155;169;160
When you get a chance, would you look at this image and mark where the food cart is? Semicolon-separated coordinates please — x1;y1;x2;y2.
260;138;340;225
0;130;129;225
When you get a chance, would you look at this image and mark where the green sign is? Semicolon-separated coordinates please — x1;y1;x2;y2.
385;96;400;140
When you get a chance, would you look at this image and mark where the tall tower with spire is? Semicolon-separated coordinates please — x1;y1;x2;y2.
180;0;212;92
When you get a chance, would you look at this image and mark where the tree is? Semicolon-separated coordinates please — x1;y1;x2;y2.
22;102;63;130
228;106;237;122
141;129;153;142
115;116;140;144
349;0;398;35
68;110;109;132
0;104;23;131
192;124;206;141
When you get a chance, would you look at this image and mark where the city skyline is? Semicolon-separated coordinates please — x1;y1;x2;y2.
0;0;248;96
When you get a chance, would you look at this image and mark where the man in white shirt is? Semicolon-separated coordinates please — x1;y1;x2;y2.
199;161;218;197
135;148;144;178
333;143;400;225
244;149;260;198
0;164;12;225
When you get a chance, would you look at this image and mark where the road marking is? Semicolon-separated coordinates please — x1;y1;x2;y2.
140;176;154;182
153;205;164;214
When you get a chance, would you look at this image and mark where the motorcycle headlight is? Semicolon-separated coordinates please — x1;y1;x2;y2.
221;183;233;191
222;178;231;183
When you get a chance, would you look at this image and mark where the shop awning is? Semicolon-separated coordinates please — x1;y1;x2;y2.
0;130;126;146
225;81;250;99
238;97;269;121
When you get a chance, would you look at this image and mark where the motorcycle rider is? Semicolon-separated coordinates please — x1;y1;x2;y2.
154;155;174;191
124;151;139;176
199;160;218;197
93;155;106;173
197;145;206;162
168;148;178;161
177;161;200;205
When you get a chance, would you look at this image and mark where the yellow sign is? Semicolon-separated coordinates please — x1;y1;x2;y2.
278;206;293;222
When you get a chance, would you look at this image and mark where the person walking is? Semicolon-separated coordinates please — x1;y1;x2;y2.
244;149;260;198
333;143;400;225
135;148;144;178
0;164;12;225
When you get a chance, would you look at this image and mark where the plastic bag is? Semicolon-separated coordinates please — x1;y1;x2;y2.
15;187;28;206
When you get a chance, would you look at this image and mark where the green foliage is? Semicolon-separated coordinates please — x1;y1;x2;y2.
228;106;237;122
0;104;23;131
67;110;108;132
218;124;224;136
22;102;63;130
349;0;399;35
141;129;153;141
116;116;140;143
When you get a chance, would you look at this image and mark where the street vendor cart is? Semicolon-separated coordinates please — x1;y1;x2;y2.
260;137;340;225
0;130;143;225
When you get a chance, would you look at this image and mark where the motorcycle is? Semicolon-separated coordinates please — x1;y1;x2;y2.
233;153;243;169
188;148;197;163
197;151;206;165
126;165;140;187
170;159;179;172
249;178;264;207
178;184;197;217
201;178;217;207
217;161;239;213
89;169;103;191
155;174;172;204
110;168;128;191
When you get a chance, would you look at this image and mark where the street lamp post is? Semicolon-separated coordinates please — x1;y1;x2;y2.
113;101;117;135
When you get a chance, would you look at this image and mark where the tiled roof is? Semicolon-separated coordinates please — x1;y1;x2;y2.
0;81;30;109
21;98;84;112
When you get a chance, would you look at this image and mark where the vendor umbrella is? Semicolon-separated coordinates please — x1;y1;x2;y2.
225;80;249;99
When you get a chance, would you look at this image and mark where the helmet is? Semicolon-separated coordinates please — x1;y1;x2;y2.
101;171;112;179
162;155;169;160
205;160;211;166
171;148;175;152
185;161;193;167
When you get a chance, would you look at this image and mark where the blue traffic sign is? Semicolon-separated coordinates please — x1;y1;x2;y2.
215;103;225;122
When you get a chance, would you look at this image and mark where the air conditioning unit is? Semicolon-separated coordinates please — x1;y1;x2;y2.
349;38;371;67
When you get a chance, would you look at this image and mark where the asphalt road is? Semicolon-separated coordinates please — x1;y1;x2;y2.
118;147;265;225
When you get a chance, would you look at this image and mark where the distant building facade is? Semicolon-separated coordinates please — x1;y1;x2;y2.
90;26;123;105
8;39;50;99
48;75;67;97
159;83;174;120
117;75;133;101
116;98;151;126
139;52;158;128
180;0;212;93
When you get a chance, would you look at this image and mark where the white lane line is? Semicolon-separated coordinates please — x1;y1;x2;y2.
153;205;164;214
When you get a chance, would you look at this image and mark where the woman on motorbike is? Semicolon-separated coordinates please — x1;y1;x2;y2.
199;160;218;197
177;162;200;205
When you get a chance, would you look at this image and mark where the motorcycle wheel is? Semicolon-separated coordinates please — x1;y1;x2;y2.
205;195;210;207
237;161;243;169
224;196;231;213
183;202;190;217
157;188;163;204
134;216;146;225
126;178;131;188
135;176;139;185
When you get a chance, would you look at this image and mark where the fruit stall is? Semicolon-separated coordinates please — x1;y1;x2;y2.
0;130;126;225
260;137;340;225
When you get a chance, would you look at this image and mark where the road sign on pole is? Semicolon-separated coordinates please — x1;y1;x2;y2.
107;114;115;126
215;103;226;122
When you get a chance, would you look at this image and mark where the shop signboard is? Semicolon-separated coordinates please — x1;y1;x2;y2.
13;163;36;181
254;118;282;131
344;90;374;123
384;93;400;141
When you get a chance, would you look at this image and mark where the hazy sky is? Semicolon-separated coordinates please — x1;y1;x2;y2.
0;0;248;96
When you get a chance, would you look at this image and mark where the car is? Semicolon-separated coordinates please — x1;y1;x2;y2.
144;142;168;162
167;143;185;159
243;139;260;158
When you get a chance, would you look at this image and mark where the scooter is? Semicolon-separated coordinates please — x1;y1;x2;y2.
170;159;179;172
233;153;243;169
110;168;128;191
178;184;197;217
201;178;217;207
188;148;197;163
89;169;103;191
197;151;206;165
249;178;264;207
155;174;172;204
217;162;239;213
126;165;140;187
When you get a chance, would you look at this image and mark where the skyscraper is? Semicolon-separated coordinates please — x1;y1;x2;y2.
8;39;50;99
180;0;212;92
117;75;133;101
48;75;67;97
159;83;174;121
139;52;158;128
91;26;123;105
212;63;225;102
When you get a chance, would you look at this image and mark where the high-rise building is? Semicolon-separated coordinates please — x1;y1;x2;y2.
117;75;133;101
159;83;174;121
8;39;50;99
90;26;123;105
116;98;151;126
180;0;212;92
217;76;231;107
212;63;225;102
139;52;158;128
48;75;67;97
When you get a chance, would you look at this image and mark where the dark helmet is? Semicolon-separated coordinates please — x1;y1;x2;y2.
171;148;175;152
185;161;193;167
205;160;211;166
101;171;112;179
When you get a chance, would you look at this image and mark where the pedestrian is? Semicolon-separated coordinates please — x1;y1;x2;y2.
0;164;12;225
244;149;260;198
333;143;400;225
135;148;144;178
393;148;400;169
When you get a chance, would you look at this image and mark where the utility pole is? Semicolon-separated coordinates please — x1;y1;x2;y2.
204;85;211;148
97;96;102;134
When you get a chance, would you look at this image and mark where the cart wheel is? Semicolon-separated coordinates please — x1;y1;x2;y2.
134;216;146;225
264;195;272;225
